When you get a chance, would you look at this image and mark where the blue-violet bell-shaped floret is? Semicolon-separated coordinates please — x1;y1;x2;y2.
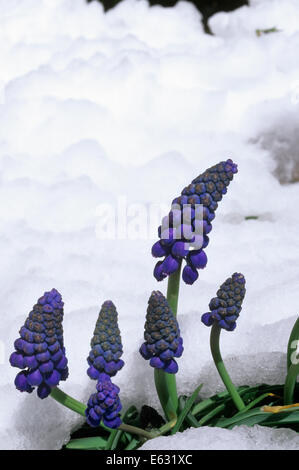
139;291;183;374
9;288;69;399
201;273;246;331
85;373;122;428
152;159;238;285
87;301;124;380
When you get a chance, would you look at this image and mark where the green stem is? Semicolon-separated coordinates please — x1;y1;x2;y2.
210;324;245;412
154;261;182;421
287;317;299;370
166;261;182;318
284;363;299;405
118;424;154;440
50;387;87;417
157;416;177;435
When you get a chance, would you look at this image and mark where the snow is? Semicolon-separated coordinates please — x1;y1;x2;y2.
140;424;299;450
0;0;299;450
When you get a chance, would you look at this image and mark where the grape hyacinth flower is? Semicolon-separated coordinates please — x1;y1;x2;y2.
201;273;246;331
85;373;122;428
9;288;69;399
139;291;183;374
87;301;124;380
152;159;238;285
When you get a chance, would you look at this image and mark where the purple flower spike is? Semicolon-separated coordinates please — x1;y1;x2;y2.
151;159;238;284
201;273;246;331
10;288;68;398
86;301;124;380
139;291;183;374
85;375;122;429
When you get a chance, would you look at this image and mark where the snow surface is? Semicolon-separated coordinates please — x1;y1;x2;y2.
141;425;299;450
1;0;299;450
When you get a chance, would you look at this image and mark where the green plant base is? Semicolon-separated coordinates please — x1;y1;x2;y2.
64;383;299;450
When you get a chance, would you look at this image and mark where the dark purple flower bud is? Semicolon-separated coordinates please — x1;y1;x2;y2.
139;291;183;374
153;261;167;281
161;255;179;275
23;355;38;369
39;361;54;374
171;241;189;258
27;369;43;386
163;359;178;374
45;370;61;387
152;241;168;258
87;301;124;379
9;352;25;369
150;356;164;369
15;372;33;393
85;375;122;429
37;383;52;399
188;250;208;269
201;273;246;331
10;288;68;398
182;265;199;285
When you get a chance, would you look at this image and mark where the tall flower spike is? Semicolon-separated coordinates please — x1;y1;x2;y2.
87;301;124;380
85;373;122;428
201;273;246;331
152;159;238;285
139;291;183;374
9;288;69;399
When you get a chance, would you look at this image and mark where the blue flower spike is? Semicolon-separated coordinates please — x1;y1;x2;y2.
87;300;124;380
85;373;122;428
152;159;238;285
139;291;183;374
9;288;69;399
202;273;246;331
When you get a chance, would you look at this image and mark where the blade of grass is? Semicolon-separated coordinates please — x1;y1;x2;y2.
171;384;203;434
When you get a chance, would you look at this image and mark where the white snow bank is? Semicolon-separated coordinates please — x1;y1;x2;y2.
141;424;299;450
0;0;299;449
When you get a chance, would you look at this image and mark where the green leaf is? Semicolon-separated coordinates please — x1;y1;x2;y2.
198;403;226;426
287;316;299;370
234;393;278;417
105;429;119;450
171;384;203;434
216;406;299;430
178;396;200;429
66;436;107;450
124;438;140;450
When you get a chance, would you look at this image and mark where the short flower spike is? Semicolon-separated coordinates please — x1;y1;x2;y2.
9;288;69;399
152;159;238;285
87;301;124;380
85;373;122;429
201;273;246;331
139;291;183;374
